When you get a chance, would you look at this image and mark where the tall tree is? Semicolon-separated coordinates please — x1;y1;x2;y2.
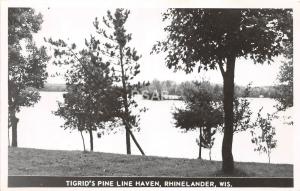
93;9;145;154
8;8;50;147
51;37;122;152
152;9;292;173
173;81;223;159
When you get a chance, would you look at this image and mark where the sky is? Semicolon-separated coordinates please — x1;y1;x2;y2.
33;7;285;87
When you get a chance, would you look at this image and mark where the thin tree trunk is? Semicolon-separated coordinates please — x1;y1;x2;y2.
127;128;145;155
89;128;93;152
123;120;145;155
125;121;131;154
119;47;131;155
209;148;212;161
221;55;236;173
11;110;19;147
198;127;202;159
80;131;86;151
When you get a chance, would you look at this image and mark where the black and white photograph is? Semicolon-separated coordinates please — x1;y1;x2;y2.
0;0;299;189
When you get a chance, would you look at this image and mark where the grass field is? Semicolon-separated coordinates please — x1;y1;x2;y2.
8;147;293;177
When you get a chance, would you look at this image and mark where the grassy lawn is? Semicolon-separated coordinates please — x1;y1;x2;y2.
8;147;293;177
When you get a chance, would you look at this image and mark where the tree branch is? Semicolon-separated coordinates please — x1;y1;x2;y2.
218;59;225;78
68;48;103;87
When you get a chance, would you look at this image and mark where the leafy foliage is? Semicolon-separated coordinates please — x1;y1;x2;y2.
275;39;293;111
196;127;217;160
275;61;293;111
232;84;253;133
173;81;223;159
152;9;292;73
8;8;50;147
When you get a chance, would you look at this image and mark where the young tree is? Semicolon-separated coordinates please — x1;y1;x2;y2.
250;108;277;163
8;8;50;147
173;81;223;159
52;40;123;151
196;126;216;161
152;9;292;173
93;9;145;154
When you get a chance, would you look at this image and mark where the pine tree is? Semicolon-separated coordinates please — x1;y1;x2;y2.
93;9;145;154
173;81;223;159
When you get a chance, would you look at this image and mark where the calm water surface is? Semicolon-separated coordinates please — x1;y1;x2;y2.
14;92;293;164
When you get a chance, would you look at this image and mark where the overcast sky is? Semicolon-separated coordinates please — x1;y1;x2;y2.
33;7;285;87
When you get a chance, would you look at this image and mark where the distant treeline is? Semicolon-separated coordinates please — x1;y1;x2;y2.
40;81;278;98
40;83;66;92
141;80;278;100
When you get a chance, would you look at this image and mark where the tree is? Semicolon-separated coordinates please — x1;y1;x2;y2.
173;81;223;159
93;9;146;154
275;40;293;111
8;8;50;147
52;37;122;152
250;108;277;163
152;9;292;173
196;126;216;161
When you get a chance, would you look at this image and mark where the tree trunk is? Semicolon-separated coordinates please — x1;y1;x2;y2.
221;55;236;173
209;148;212;161
80;131;86;151
127;127;145;155
11;110;19;147
198;127;202;159
119;46;131;155
121;118;145;155
125;126;131;154
89;128;93;152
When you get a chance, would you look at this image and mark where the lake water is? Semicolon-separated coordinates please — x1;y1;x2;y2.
13;92;293;164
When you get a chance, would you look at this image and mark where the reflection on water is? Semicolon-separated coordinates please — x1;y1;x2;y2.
13;92;293;164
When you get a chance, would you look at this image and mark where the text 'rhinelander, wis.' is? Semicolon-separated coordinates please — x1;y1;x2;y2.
65;180;230;187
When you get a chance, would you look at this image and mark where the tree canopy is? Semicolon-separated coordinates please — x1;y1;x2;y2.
153;9;292;74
